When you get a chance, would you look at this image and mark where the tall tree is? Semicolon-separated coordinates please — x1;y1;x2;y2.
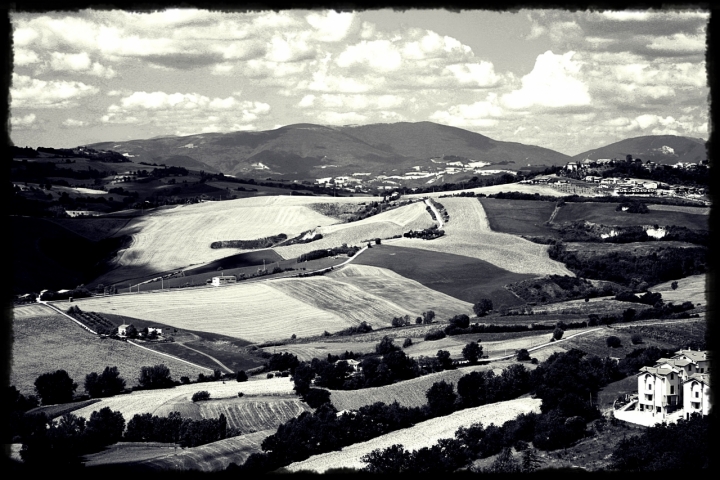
138;364;174;390
34;370;77;405
85;366;126;398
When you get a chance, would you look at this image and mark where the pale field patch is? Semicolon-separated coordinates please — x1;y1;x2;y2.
530;297;640;315
650;273;707;307
275;202;434;260
287;396;543;473
403;183;565;199
70;376;297;421
647;204;710;215
12;303;57;319
327;264;474;320
11;313;207;396
386;197;573;276
261;341;379;362
65;282;352;342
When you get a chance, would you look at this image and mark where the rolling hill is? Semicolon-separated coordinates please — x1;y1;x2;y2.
88;122;571;180
572;135;706;165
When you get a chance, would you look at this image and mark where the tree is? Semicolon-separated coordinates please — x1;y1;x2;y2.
671;281;679;290
192;391;211;402
552;327;564;341
426;380;457;416
449;314;470;329
138;364;174;390
462;342;482;364
517;348;531;361
362;444;412;473
34;370;78;405
422;310;435;324
630;333;643;345
436;350;453;370
402;338;413;348
83;407;125;450
606;336;622;348
376;336;400;355
236;370;248;382
521;448;541;472
486;447;522;473
85;366;126;398
125;324;138;338
623;308;636;322
473;299;493;317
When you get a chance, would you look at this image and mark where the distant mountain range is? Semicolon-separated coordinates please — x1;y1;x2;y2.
89;122;571;180
572;135;706;165
89;123;706;181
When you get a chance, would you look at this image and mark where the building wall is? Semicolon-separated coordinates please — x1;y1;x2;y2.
637;372;681;413
683;380;711;417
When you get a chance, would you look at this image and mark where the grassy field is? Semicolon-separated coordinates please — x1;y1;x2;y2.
387;197;573;276
353;244;533;306
10;309;209;396
63;281;353;342
92;196;343;285
274;201;434;260
553;202;709;230
651;273;707;307
596;375;638;413
612;318;707;350
326;264;474;320
477;198;559;237
563;240;703;259
286;397;542;473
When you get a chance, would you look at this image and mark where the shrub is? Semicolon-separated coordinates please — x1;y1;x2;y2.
671;281;678;290
606;336;622;348
517;349;531;361
630;334;643;345
236;371;248;382
267;373;274;379
552;328;564;341
180;376;190;384
402;338;413;348
424;330;446;341
238;392;244;397
192;391;210;402
473;299;493;317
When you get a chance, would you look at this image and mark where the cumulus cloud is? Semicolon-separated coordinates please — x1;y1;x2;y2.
306;11;355;42
336;39;403;71
501;51;591;110
101;90;271;133
429;93;505;128
11;113;37;129
14;48;39;65
315;111;368;125
43;51;117;78
11;74;99;108
62;118;88;127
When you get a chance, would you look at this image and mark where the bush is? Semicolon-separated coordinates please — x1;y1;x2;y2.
238;392;244;397
424;330;446;341
630;334;643;345
517;349;531;361
552;328;564;341
606;336;622;348
473;299;493;317
402;338;413;348
267;373;274;379
192;391;210;402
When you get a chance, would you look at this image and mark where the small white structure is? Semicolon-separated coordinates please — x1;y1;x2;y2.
118;324;131;337
148;327;163;335
211;275;237;286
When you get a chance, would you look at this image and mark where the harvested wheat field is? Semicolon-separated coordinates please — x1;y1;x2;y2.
261;341;380;362
12;303;57;319
404;183;565;200
65;282;353;342
287;396;542;473
326;264;474;320
387;197;572;276
10;311;209;396
138;430;272;471
651;273;707;307
329;361;521;412
95;196;342;285
71;376;297;422
274;201;434;260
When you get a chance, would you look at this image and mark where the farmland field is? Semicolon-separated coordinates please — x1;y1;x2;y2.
387;197;573;276
63;281;354;342
404;183;565;199
650;273;707;307
476;198;559;237
93;196;343;285
274;201;435;260
353;244;534;306
326;264;474;320
71;376;298;422
553;202;709;230
286;397;542;473
10;309;209;396
261;340;379;362
612;318;706;349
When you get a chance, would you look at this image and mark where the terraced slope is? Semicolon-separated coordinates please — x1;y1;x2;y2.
66;282;351;342
287;397;543;473
11;307;208;395
388;197;572;276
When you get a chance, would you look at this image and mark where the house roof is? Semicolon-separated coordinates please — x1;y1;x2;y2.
638;366;678;376
119;324;130;328
684;373;710;386
655;358;693;367
673;350;708;362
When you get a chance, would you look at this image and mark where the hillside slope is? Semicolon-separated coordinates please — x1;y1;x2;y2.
572;135;706;165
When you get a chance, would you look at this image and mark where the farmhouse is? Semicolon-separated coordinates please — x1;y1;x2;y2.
211;275;237;286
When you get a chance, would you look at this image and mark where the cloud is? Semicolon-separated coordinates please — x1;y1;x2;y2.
43;51;117;78
102;90;271;133
11;74;99;108
306;11;355;42
429;93;505;128
298;93;404;111
501;51;591;110
443;62;501;87
315;111;368;125
62;118;88;127
336;40;402;71
11;113;37;129
14;48;39;65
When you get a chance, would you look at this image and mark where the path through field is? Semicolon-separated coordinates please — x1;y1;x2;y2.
286;397;542;473
386;197;573;276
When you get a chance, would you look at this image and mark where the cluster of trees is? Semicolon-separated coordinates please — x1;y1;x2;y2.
403;225;444;240
124;411;227;447
600;160;710;187
407;172;518;195
210;233;287;249
616;199;649;213
297;244;361;262
546;222;709;247
548;241;707;288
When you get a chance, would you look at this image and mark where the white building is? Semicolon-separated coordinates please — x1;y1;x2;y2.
683;373;711;418
637;365;682;415
211;275;237;286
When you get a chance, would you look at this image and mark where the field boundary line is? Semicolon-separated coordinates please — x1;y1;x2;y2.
485;327;604;361
127;340;214;373
424;198;444;228
175;343;234;373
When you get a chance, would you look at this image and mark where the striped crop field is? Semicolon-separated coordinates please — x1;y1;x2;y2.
64;281;353;342
12;303;57;318
328;362;519;412
136;430;272;472
269;276;413;329
274;201;434;260
95;196;342;285
70;376;298;423
387;197;573;276
326;264;474;320
287;396;543;474
11;309;208;396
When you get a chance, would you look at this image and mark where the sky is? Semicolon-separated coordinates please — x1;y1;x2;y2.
9;8;709;156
